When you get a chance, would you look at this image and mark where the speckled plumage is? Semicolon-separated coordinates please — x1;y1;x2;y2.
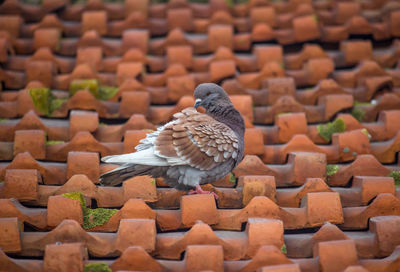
100;83;245;191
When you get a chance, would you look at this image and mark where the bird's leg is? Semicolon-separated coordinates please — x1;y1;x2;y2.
189;184;219;199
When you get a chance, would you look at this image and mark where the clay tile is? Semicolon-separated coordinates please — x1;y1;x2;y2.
36;14;64;32
167;8;194;32
76;47;103;72
117;62;143;85
120;198;156;220
353;176;395;205
246;218;283;257
0;15;22;39
311;222;350;256
55;174;97;198
275;113;308;143
259;264;301;272
250;7;276;27
123;130;147;153
167;45;193;69
332;129;371;162
44;243;87;272
71;63;97;80
125;0;149;18
167;74;195;103
334;2;360;24
251;24;275;42
2;169;40;201
122;176;157;202
0;37;12;63
122;30;149;54
208;24;233;51
181;194;218;227
0;218;21;253
82;11;108;35
293;15;320;42
210;10;234;25
184;245;224;271
67;152;100;183
254;45;283;70
241;245;293;271
111;246;163;272
77;30;103;48
340;40;373;66
13;130;46;160
115;219;156;253
317;240;358;271
47;195;84;227
301;192;344;226
25;60;56;87
120;91;150;118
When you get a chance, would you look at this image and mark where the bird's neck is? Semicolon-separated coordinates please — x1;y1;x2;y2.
207;104;245;139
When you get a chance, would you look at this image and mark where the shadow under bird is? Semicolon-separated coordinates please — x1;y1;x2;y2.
100;83;245;197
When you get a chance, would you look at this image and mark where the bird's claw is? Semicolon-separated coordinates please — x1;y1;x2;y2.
189;185;219;200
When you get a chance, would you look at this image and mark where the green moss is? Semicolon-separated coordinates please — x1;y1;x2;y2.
29;88;51;116
84;263;111;272
83;208;118;230
351;108;365;122
45;140;65;146
98;86;119;100
69;80;118;101
361;128;371;140
0;118;8;123
29;88;66;116
281;244;287;254
229;173;236;183
62;192;117;230
62;192;86;208
343;147;350;153
224;0;234;7
389;171;400;186
353;100;372;106
99;122;107;127
326;164;339;176
69;79;100;98
313;14;319;22
151;178;156;186
317;118;346;141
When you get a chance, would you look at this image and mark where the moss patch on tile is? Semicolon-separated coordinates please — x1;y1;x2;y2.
45;140;65;146
317;118;346;141
351;108;365;122
98;86;119;100
281;244;287;254
0;118;8;123
62;192;118;230
69;79;118;100
29;88;67;116
69;79;100;98
326;164;339;177
389;171;400;186
84;263;111;272
229;172;236;183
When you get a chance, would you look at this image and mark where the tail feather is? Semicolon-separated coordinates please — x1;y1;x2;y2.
99;164;154;186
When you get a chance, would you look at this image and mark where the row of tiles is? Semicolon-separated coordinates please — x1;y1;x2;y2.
1;231;400;271
1;161;399;208
1;120;399;163
1;109;399;143
1;215;400;259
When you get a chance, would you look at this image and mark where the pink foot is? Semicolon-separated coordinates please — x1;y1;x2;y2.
189;184;219;200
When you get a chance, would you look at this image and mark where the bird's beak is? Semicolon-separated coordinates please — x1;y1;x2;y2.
194;98;202;109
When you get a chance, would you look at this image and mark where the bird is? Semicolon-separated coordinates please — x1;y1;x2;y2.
99;83;245;197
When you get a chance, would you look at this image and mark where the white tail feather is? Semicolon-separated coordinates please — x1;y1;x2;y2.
102;147;186;166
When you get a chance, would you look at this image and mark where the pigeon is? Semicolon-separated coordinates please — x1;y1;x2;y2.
100;83;245;197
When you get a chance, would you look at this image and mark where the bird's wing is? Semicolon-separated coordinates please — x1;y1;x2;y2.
153;107;240;170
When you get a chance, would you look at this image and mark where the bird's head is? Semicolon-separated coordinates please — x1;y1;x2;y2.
193;83;232;111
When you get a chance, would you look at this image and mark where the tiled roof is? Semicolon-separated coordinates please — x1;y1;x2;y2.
0;0;400;271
